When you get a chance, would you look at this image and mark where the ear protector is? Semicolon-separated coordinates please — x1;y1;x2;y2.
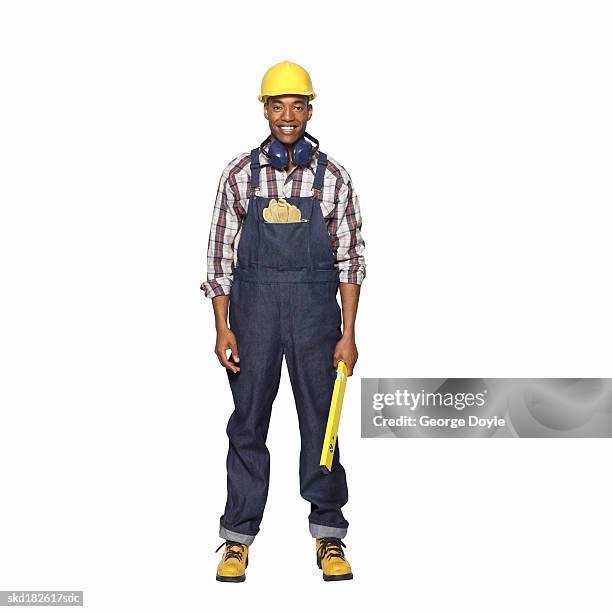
260;132;319;170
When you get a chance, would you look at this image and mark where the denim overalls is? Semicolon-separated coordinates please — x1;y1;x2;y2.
219;148;350;545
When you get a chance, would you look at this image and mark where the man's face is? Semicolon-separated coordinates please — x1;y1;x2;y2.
264;95;312;145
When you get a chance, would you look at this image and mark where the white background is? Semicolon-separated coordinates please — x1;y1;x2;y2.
1;0;611;610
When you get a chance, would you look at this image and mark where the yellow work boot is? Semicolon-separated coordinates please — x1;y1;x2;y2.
316;538;353;581
215;540;248;582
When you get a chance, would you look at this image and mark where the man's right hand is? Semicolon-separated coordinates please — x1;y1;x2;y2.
215;327;240;373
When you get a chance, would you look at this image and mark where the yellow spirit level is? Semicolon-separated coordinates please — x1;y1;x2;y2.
319;361;348;474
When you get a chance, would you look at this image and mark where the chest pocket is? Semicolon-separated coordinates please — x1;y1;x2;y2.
258;197;312;271
259;222;310;270
319;198;336;220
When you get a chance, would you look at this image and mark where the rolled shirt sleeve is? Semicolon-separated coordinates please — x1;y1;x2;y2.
200;165;245;298
333;178;366;285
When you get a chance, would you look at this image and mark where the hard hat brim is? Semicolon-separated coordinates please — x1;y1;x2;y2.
259;91;316;103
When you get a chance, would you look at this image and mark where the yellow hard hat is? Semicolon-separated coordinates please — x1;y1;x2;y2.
258;60;316;103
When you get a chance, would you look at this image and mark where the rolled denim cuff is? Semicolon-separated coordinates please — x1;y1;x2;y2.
309;523;348;539
219;526;255;546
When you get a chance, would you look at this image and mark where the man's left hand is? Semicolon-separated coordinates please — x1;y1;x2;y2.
333;334;358;376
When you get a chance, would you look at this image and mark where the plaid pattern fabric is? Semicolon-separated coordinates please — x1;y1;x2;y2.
201;148;366;298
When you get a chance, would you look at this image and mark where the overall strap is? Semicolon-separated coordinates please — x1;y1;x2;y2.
312;151;328;198
248;148;261;196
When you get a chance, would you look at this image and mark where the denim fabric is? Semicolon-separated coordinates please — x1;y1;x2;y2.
219;149;350;542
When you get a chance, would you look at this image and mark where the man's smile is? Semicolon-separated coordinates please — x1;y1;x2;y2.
278;124;298;135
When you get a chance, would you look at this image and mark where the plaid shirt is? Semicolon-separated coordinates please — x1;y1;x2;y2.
201;147;366;298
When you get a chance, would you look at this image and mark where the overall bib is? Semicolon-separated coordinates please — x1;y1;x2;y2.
219;148;349;545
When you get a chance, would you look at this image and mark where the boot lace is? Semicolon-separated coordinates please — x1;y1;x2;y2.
317;537;347;562
215;540;245;562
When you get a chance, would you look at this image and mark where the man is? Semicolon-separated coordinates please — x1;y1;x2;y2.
201;60;366;582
